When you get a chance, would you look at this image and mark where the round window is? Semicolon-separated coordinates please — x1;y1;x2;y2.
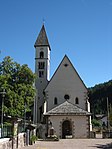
64;94;70;100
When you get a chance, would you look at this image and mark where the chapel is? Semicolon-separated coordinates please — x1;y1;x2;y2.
33;24;92;138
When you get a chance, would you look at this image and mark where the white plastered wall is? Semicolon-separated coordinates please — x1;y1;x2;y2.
45;56;88;112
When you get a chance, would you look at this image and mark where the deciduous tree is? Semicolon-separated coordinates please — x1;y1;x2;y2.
0;56;35;119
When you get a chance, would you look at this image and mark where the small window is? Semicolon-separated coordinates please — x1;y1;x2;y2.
64;94;70;100
75;97;79;104
39;71;44;78
40;51;44;58
64;63;68;67
38;62;45;69
54;97;58;105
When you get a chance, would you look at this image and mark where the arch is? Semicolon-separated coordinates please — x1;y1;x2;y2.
62;120;72;138
75;97;79;104
54;97;58;105
40;51;44;58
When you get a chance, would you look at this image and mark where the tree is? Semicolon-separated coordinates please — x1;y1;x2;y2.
88;80;112;116
91;119;101;128
0;56;35;119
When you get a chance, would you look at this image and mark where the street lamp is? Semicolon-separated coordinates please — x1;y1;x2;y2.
24;91;28;131
0;88;6;138
24;99;26;131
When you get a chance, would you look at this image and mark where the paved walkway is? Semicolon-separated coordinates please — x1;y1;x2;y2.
21;139;112;149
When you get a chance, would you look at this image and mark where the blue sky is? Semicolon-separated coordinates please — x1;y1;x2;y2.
0;0;112;87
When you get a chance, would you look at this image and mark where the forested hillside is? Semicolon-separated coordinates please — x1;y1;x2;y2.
88;80;112;115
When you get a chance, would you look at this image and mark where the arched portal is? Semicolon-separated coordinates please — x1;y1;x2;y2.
62;120;72;138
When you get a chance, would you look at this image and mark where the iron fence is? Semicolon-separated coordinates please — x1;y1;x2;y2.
0;125;13;138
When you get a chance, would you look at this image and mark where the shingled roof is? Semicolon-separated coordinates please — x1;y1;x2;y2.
34;24;51;50
44;101;91;116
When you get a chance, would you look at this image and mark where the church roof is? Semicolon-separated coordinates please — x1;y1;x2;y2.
44;101;91;116
34;24;51;50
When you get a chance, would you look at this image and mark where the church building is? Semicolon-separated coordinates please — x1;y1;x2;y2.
33;25;92;138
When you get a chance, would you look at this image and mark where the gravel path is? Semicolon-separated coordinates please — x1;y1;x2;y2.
22;139;112;149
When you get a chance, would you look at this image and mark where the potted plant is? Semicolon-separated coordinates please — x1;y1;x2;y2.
30;135;38;145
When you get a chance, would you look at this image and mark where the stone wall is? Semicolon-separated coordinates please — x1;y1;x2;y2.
0;138;12;149
17;133;25;148
0;133;25;149
49;115;90;138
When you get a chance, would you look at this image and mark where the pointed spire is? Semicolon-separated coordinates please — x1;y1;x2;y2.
34;24;51;50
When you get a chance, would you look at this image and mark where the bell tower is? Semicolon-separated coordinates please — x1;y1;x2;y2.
34;24;51;123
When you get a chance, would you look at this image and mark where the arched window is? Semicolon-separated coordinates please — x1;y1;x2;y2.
40;51;44;58
75;97;79;104
39;71;44;78
38;62;45;69
54;97;58;105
